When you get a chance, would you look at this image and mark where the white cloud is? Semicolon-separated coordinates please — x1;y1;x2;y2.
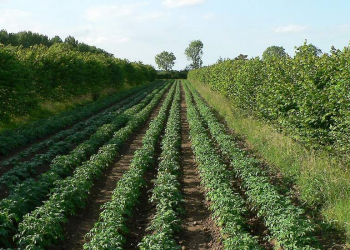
0;9;32;24
203;13;215;20
162;0;205;8
273;24;307;33
86;3;148;22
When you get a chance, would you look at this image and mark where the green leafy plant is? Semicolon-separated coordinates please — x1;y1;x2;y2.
84;82;178;250
187;81;319;249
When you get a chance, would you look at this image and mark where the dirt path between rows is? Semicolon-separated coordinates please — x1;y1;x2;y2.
123;130;162;249
51;88;169;250
178;83;222;250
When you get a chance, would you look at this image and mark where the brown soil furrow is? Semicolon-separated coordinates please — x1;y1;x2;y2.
123;88;169;249
178;83;222;250
51;88;168;250
123;146;160;250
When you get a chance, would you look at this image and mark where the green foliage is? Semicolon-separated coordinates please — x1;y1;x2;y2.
139;82;182;250
183;83;262;249
155;51;176;71
188;42;350;158
0;83;165;247
84;82;176;250
262;46;288;60
156;70;188;79
0;29;111;55
0;84;159;190
0;42;156;124
234;54;248;60
187;82;319;249
14;83;170;249
184;40;203;69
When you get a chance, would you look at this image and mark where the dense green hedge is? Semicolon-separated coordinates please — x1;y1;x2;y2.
0;43;156;122
188;43;350;157
156;70;188;79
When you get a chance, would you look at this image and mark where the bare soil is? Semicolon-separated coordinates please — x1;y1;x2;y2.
123;131;162;250
178;84;222;250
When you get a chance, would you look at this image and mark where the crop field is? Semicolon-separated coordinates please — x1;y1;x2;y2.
0;80;340;249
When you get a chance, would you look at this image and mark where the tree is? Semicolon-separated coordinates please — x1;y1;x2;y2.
185;40;203;69
0;29;9;44
51;36;63;44
295;40;322;58
155;51;176;71
64;36;78;47
262;46;288;60
234;54;248;60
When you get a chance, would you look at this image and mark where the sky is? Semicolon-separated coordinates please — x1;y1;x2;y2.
1;0;350;70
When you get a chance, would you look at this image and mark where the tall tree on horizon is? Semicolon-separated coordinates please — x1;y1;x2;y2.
185;40;203;69
155;51;176;71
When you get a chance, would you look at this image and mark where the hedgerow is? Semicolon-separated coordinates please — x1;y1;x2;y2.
188;42;350;157
0;43;157;123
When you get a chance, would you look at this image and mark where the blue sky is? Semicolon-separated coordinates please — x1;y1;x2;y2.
1;0;350;69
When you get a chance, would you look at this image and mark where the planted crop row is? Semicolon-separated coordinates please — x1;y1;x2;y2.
183;83;262;249
0;82;161;190
0;81;158;156
83;82;178;250
1;81;160;167
0;83;169;247
138;82;182;249
14;82;173;249
187;81;318;249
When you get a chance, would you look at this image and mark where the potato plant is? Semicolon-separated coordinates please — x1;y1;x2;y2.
139;82;182;250
187;82;319;249
0;82;161;189
83;82;178;250
0;83;169;247
14;82;172;249
183;83;262;249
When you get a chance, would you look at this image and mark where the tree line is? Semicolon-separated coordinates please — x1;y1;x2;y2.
0;30;112;56
0;31;157;123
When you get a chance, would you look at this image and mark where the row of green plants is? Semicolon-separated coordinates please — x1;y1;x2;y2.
0;83;168;247
83;82;177;250
139;82;182;249
183;83;262;249
0;83;160;190
14;82;171;249
1;83;156;166
0;42;157;123
187;82;319;249
0;81;157;156
188;42;350;157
